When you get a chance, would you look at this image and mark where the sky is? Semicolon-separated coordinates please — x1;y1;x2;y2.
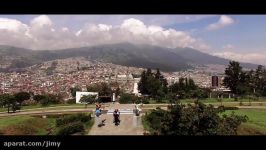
0;15;265;65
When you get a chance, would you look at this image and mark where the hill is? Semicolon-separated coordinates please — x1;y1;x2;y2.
0;43;260;72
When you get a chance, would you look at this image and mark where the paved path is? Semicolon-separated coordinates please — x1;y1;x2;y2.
88;114;144;135
88;103;144;135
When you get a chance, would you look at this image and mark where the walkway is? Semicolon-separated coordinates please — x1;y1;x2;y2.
88;103;144;135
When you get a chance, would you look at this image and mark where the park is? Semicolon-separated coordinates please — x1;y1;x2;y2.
0;61;265;135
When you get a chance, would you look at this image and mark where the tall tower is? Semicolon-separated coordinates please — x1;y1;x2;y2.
212;76;219;87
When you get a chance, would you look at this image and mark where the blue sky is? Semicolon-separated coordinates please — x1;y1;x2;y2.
0;15;265;65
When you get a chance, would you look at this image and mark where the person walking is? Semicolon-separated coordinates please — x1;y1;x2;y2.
113;109;120;125
95;108;102;127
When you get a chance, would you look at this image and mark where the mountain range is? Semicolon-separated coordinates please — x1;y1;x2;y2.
0;43;259;72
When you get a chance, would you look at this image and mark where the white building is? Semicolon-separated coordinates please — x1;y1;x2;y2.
76;91;98;103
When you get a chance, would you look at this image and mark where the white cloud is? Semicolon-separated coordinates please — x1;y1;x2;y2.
0;15;210;51
212;51;266;65
0;18;28;33
207;15;234;30
49;15;215;28
30;15;53;27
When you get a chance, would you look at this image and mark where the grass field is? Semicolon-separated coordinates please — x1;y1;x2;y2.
0;113;94;135
146;98;266;108
0;116;56;135
0;104;96;113
223;109;266;135
0;116;32;129
151;98;266;104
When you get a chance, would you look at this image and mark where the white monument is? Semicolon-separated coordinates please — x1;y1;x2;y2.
76;91;98;103
112;93;116;102
133;82;141;96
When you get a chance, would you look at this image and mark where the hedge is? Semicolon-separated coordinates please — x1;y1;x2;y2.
56;122;84;135
218;106;239;111
56;113;91;127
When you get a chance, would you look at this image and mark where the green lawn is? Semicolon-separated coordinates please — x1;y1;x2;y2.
0;113;93;135
145;98;266;108
0;104;95;112
0;116;32;129
147;98;266;104
223;109;266;134
0;115;56;135
180;98;266;103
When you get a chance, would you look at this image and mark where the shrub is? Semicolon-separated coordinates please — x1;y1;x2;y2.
22;100;37;106
155;99;162;103
143;108;166;134
56;113;91;127
142;99;150;104
143;102;247;135
218;113;248;135
46;114;68;118
67;99;76;104
134;98;150;104
135;99;141;104
56;122;84;135
119;94;138;104
217;106;239;111
33;95;46;102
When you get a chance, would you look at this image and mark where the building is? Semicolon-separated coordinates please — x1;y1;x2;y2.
212;76;219;87
212;75;224;88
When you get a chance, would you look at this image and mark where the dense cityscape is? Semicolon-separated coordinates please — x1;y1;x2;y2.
0;57;229;100
0;56;228;100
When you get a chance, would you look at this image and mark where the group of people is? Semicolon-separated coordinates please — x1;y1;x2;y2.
95;103;120;127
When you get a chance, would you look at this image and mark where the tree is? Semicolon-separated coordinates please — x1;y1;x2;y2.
188;78;197;90
237;71;252;97
0;94;17;113
33;95;46;102
254;65;266;96
70;86;81;98
86;84;101;92
155;68;161;80
169;77;202;99
138;70;148;94
223;61;243;97
169;82;180;94
14;92;30;108
138;68;168;99
143;101;247;135
39;96;50;106
99;83;112;96
115;87;122;98
87;83;112;96
33;94;62;106
80;95;97;108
